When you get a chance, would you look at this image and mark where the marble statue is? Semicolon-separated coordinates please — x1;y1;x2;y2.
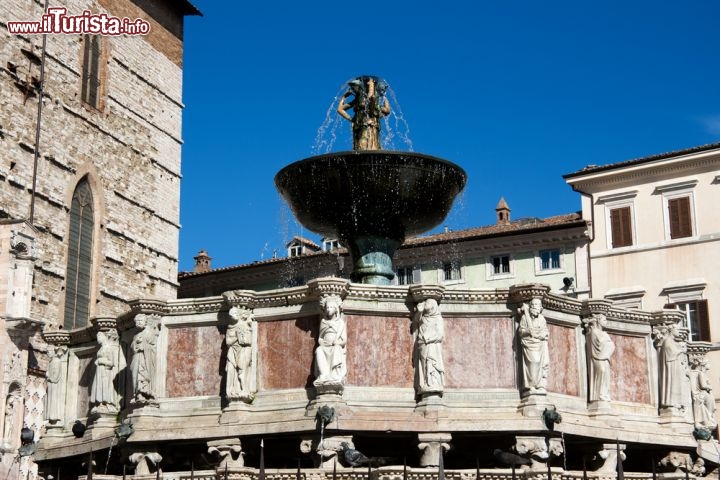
46;345;67;424
518;298;549;394
412;298;444;394
226;307;254;401
653;323;687;410
689;358;716;430
90;330;126;413
337;76;391;150
585;314;615;402
131;314;161;404
314;295;347;386
2;389;21;447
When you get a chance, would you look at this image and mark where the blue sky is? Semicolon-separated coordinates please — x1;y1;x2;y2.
178;1;720;272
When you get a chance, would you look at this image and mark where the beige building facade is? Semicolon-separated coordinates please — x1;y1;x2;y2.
564;142;720;407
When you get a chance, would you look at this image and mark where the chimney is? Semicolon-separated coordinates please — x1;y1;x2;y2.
495;197;511;225
193;250;212;273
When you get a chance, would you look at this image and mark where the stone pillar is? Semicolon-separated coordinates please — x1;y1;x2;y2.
592;443;625;473
208;438;244;468
417;433;451;467
129;451;162;475
301;434;353;469
514;436;550;470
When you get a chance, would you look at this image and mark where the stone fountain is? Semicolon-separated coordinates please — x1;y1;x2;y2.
275;76;466;284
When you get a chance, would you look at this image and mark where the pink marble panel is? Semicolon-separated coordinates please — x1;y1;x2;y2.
547;324;579;396
346;315;414;387
610;334;650;404
445;317;515;389
166;326;223;397
258;316;317;390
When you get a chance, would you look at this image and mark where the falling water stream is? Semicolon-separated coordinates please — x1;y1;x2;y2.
105;436;117;474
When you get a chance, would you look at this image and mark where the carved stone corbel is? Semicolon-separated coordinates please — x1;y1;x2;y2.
300;434;353;469
659;451;704;476
514;436;549;469
418;433;451;467
208;438;244;468
129;451;162;475
592;443;625;473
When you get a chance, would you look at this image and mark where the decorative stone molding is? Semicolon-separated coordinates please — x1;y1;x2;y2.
91;316;117;332
651;310;687;327
540;294;583;315
441;289;509;304
223;290;257;309
129;298;168;315
409;284;445;303
208;438;244;468
508;284;550;305
417;433;451;467
514;436;549;469
581;299;613;317
308;277;350;300
42;325;70;346
592;443;625;473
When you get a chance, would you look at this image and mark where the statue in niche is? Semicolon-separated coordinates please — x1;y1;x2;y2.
2;388;21;447
226;307;254;402
412;298;444;394
90;330;126;413
585;314;615;402
131;314;161;404
314;295;347;386
46;345;67;424
337;76;391;150
518;298;549;394
689;358;716;430
653;323;688;410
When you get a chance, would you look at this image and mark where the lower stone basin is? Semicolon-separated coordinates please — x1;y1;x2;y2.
275;151;467;284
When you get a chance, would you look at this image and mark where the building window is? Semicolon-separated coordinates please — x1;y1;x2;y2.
609;206;633;248
81;35;103;108
323;239;340;252
288;245;302;257
64;178;94;330
538;249;561;271
443;261;462;282
667;196;693;239
667;300;709;342
491;255;510;275
396;266;413;285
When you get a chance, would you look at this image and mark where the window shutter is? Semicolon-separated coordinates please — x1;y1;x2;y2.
697;300;710;341
668;196;692;239
610;207;632;248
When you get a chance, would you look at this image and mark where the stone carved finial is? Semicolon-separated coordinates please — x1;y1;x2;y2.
223;290;256;309
687;344;716;432
412;298;444;397
517;298;550;395
314;294;347;395
208;438;244;468
45;345;68;426
225;307;256;403
130;314;161;406
659;452;705;476
653;322;688;412
583;314;615;404
592;443;625;473
129;451;162;475
418;433;451;467
90;329;126;415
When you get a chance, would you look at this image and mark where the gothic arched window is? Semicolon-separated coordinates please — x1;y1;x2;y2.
64;178;94;329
